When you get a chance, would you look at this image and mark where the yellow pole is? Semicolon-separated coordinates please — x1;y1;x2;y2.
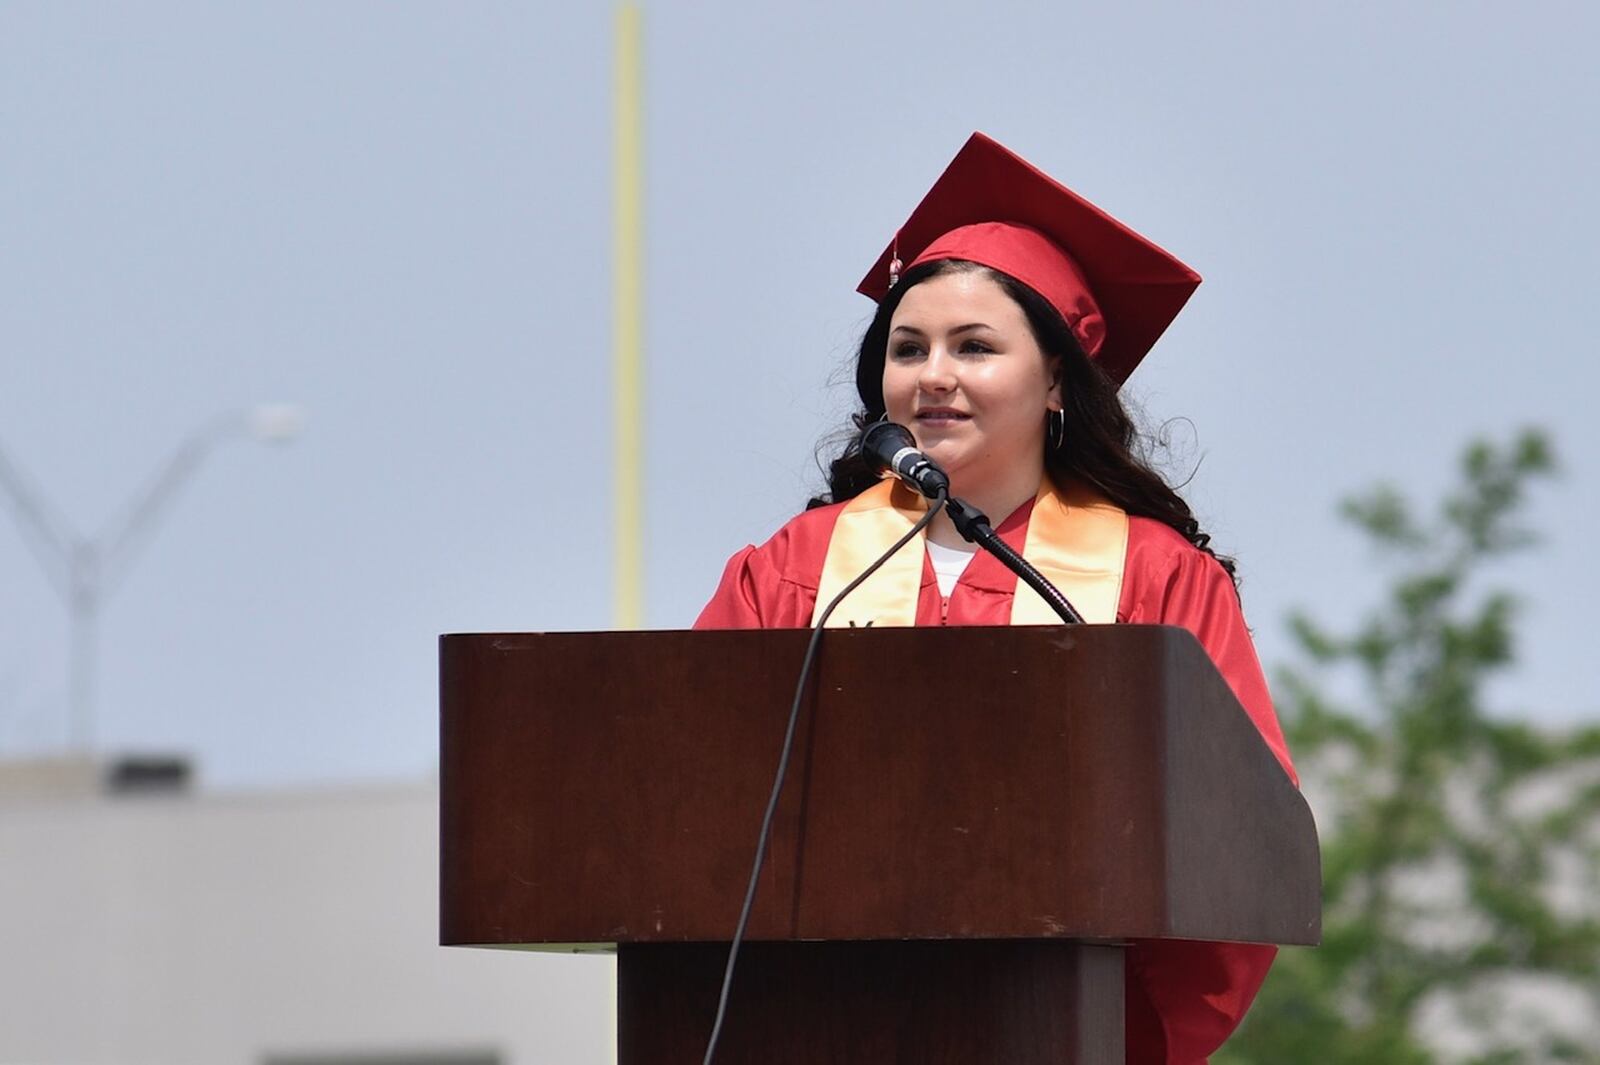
612;4;644;629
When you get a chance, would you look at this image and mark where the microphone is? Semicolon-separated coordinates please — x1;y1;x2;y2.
861;420;951;500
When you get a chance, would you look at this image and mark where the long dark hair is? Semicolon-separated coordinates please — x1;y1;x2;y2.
810;258;1238;585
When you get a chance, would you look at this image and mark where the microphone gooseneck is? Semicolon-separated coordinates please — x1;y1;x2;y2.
860;420;951;500
945;496;1086;625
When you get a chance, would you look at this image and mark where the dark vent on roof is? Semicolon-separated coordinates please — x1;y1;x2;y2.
105;755;192;796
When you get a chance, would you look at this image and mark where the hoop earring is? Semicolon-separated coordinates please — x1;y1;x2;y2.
1047;409;1065;451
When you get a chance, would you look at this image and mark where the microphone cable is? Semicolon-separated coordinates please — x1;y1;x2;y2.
700;487;947;1065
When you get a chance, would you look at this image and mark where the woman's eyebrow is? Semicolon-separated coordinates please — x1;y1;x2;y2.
890;322;994;336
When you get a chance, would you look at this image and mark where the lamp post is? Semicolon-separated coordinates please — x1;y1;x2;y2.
0;404;305;751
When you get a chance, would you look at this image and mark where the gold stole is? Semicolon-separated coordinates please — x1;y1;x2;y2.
810;477;1128;627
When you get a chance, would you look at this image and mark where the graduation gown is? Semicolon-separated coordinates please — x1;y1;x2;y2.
695;491;1296;1065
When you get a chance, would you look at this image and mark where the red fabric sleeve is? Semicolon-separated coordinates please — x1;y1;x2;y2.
694;545;768;629
1122;525;1294;1064
1126;939;1278;1064
693;505;842;630
1156;546;1295;784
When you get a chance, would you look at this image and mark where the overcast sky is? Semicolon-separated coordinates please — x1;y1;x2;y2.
2;2;1596;790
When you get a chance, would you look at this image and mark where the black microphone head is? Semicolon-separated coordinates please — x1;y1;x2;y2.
860;420;917;471
859;420;950;499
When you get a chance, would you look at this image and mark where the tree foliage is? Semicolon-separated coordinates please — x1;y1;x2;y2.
1218;431;1600;1064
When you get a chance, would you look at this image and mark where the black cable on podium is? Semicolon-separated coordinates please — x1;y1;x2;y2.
700;488;945;1065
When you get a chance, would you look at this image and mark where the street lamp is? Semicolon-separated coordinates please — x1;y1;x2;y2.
0;403;305;751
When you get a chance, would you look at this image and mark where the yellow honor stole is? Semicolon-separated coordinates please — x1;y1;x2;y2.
811;477;1128;628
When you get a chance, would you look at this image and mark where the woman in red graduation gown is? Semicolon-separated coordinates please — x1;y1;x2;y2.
695;132;1296;1065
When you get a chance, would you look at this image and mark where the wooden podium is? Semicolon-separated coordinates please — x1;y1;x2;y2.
439;626;1319;1063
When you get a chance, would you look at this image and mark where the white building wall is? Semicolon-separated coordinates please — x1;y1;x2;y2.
0;778;614;1065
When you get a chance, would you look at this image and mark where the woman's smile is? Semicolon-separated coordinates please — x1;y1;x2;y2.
914;406;972;425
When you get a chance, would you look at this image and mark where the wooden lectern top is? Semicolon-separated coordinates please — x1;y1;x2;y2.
439;626;1319;952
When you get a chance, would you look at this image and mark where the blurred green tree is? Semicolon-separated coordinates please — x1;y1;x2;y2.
1218;430;1600;1065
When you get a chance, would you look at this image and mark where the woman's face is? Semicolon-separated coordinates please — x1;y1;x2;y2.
882;269;1060;491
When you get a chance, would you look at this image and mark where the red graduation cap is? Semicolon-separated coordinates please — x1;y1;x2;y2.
858;132;1202;387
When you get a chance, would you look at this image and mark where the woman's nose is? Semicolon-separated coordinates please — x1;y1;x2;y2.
917;348;957;392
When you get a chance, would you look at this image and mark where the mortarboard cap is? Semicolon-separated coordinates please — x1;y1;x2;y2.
857;132;1202;388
